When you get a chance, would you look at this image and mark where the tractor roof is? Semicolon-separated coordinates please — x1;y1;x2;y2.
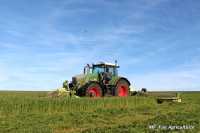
93;62;119;67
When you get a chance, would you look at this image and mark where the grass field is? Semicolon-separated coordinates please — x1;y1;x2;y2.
0;91;200;133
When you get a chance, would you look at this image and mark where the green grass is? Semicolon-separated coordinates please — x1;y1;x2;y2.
0;91;200;133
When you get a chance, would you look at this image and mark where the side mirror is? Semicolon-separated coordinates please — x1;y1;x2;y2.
83;67;86;74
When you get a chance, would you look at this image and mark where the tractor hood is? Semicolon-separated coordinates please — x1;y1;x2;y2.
72;74;85;84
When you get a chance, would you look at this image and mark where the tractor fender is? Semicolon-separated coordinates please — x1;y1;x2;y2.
85;81;103;91
115;77;131;86
85;81;101;87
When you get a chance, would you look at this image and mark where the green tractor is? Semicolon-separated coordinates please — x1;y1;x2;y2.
63;61;131;97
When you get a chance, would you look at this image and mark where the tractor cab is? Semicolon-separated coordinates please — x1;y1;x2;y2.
84;61;119;76
92;62;119;76
92;62;120;85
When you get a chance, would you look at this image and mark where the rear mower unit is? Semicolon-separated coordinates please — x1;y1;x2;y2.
63;61;131;97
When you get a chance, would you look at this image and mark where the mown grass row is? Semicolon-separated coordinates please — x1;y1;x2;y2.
0;91;200;133
0;92;156;114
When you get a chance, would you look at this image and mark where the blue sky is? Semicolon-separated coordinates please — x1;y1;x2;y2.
0;0;200;91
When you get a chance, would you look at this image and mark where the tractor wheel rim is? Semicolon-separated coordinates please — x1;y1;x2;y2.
88;87;100;97
118;85;128;97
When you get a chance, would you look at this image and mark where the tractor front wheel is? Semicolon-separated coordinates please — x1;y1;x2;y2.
86;83;102;97
115;79;130;97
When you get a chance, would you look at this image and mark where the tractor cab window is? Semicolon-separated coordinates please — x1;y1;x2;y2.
106;67;113;74
92;65;118;76
93;66;105;74
106;67;118;76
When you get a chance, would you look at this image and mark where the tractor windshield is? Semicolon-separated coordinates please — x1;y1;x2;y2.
93;66;104;74
106;67;118;76
92;65;118;76
107;67;114;75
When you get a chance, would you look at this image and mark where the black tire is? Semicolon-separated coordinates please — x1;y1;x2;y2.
86;83;102;97
114;79;130;97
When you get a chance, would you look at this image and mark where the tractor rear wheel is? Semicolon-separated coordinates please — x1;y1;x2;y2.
86;83;102;97
115;79;130;97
